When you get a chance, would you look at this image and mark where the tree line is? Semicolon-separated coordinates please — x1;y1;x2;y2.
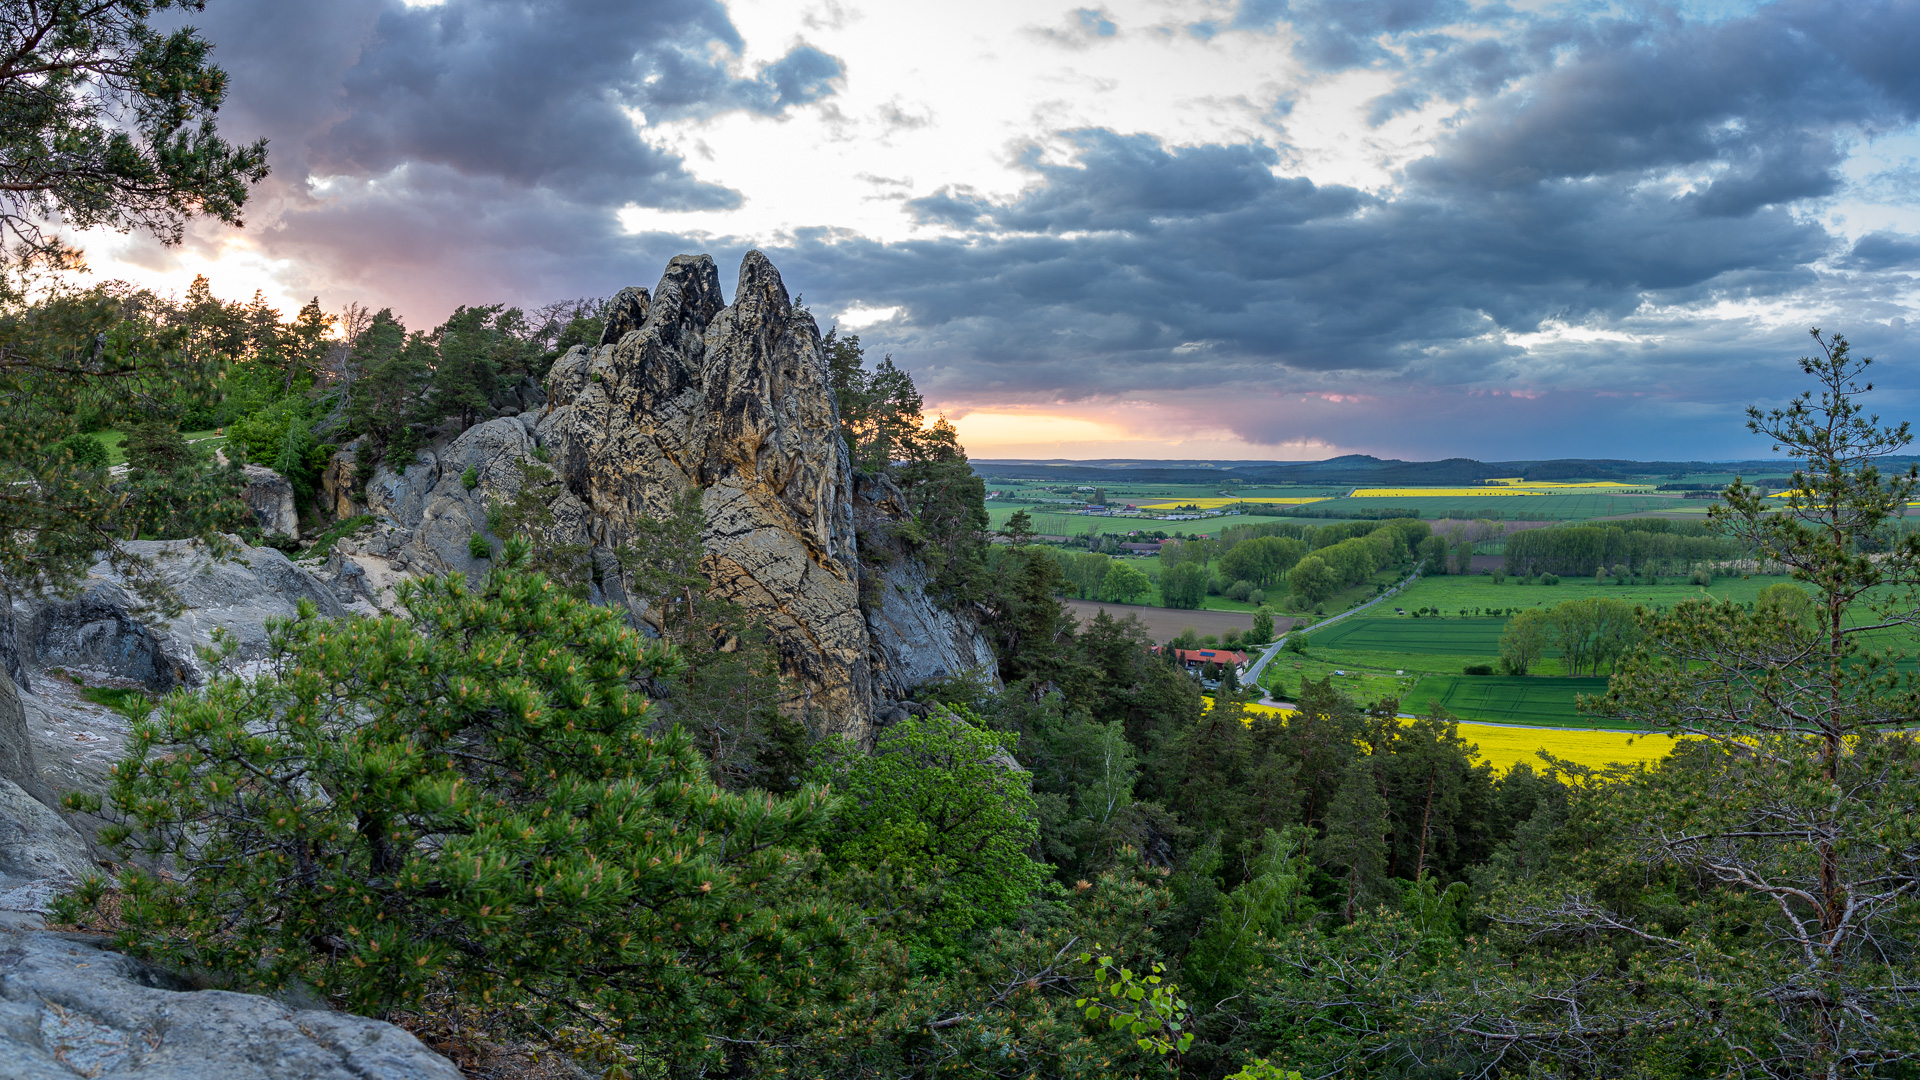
1502;518;1750;577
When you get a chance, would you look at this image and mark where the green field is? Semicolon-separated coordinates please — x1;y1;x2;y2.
1303;494;1685;520
1308;616;1509;655
1263;654;1416;706
1391;573;1799;615
97;428;227;466
1405;675;1624;728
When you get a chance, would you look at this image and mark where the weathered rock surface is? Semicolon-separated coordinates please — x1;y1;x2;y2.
0;666;41;804
0;924;463;1079
314;252;998;740
534;252;875;735
0;779;93;894
240;464;299;537
14;674;136;845
854;472;998;699
17;540;347;692
318;443;363;521
365;417;534;580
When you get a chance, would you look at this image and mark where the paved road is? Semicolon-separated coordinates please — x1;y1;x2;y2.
1241;569;1422;697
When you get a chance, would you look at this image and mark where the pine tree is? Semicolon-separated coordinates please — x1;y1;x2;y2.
342;310;432;475
63;539;855;1072
1319;754;1388;923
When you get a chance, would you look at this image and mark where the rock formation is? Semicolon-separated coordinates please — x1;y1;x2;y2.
14;539;347;693
0;921;462;1079
531;252;874;734
317;251;994;742
854;472;997;700
240;464;298;538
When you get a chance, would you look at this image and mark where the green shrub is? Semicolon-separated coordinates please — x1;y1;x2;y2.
1463;663;1494;676
60;542;853;1070
461;464;479;490
123;419;192;472
55;432;109;471
1540;573;1560;585
304;515;373;560
468;531;491;559
1689;567;1713;586
809;705;1047;962
1226;579;1255;602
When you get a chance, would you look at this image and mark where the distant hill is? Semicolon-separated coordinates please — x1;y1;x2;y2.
965;454;1877;485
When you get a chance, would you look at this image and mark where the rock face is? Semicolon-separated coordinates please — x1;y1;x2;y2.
0;924;463;1079
322;252;998;741
364;417;536;579
854;472;997;699
240;464;299;537
16;540;348;692
0;779;94;895
532;252;874;735
318;445;363;521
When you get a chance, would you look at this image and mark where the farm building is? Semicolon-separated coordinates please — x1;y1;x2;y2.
1156;647;1250;672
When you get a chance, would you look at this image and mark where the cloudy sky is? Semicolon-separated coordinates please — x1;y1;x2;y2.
76;0;1920;461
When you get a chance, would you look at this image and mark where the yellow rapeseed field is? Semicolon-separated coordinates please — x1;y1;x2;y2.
1482;477;1645;490
1213;699;1676;773
1136;496;1327;509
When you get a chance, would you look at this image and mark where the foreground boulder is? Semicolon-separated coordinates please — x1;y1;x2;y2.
15;539;347;692
0;922;462;1079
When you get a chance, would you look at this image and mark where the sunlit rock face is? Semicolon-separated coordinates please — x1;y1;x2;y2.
336;251;997;742
536;251;875;737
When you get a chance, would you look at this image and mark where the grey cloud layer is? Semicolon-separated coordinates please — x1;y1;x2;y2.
156;0;1920;458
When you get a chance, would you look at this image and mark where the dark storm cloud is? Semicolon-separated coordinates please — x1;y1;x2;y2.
1846;232;1920;270
151;0;1920;458
170;0;841;252
765;0;1920;456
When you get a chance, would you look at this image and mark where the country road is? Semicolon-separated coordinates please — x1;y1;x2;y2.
1242;569;1422;696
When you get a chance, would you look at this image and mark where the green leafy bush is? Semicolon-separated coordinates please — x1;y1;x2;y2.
60;542;853;1070
54;432;109;470
468;531;491;559
809;706;1049;961
461;464;479;490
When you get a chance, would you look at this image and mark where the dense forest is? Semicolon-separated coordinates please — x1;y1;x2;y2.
7;6;1920;1077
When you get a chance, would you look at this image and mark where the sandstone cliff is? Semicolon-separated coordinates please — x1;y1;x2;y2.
332;252;993;741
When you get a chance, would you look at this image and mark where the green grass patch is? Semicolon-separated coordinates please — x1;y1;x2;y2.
1404;674;1627;728
96;428;228;467
78;685;153;718
1309;616;1509;655
1262;654;1415;706
1392;573;1798;615
304;514;374;560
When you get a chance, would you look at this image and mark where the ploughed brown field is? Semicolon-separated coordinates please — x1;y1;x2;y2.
1061;599;1300;641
